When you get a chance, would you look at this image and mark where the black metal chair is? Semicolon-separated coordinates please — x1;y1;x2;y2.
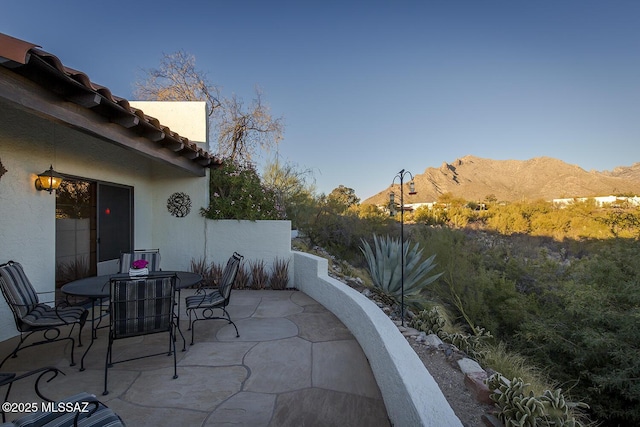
103;274;178;395
0;366;125;426
186;252;243;345
118;249;161;273
0;261;88;369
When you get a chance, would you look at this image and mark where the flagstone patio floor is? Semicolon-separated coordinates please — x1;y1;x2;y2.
0;289;390;426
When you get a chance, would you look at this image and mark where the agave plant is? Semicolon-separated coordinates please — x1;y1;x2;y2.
360;234;442;305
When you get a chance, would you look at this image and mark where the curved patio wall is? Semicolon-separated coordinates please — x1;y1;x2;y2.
293;251;463;427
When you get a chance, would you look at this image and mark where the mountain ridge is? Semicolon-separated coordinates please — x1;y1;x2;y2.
364;155;640;205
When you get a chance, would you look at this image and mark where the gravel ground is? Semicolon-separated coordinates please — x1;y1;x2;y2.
407;338;496;427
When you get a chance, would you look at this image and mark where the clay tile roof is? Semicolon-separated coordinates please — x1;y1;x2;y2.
0;32;221;169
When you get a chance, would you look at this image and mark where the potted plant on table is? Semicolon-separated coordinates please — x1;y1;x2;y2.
129;259;149;277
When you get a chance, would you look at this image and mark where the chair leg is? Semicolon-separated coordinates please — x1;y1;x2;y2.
189;309;240;345
0;336;23;369
190;320;196;346
103;337;113;396
68;337;76;367
187;308;198;345
75;311;89;348
187;309;193;331
230;321;239;338
175;320;186;352
80;333;96;372
222;308;240;338
170;329;178;380
0;333;77;368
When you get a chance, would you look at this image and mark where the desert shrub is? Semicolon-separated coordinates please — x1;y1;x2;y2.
249;259;269;290
269;257;290;290
305;200;638;426
479;342;549;395
413;227;530;337
414;226;639;425
302;201;395;264
515;240;640;425
413;205;446;225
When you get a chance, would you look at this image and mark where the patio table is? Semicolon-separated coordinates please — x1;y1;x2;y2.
61;271;202;370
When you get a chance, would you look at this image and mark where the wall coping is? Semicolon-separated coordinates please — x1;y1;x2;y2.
293;250;462;427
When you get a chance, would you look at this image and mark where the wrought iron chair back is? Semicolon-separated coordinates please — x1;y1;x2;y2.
103;273;179;395
0;261;87;368
218;252;242;302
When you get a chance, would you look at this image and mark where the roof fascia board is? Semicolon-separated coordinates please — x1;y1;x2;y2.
0;67;205;176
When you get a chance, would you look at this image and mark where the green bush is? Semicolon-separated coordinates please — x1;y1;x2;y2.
516;241;640;425
302;202;394;263
201;159;280;220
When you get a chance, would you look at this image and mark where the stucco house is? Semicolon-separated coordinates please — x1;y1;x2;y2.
0;32;463;426
0;32;295;341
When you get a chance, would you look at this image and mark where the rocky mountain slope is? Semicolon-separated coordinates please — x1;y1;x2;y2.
364;155;640;205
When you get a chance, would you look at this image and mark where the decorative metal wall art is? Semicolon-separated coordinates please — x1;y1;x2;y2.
167;192;192;217
0;158;6;182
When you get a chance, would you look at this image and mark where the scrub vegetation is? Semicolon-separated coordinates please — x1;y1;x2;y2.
264;162;640;426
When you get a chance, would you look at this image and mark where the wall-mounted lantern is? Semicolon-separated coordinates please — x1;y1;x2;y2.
35;165;63;193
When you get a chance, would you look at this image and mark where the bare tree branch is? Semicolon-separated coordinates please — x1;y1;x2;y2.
134;50;221;116
135;53;283;162
217;88;284;162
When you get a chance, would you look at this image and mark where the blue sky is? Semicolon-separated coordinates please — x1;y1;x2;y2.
2;1;639;199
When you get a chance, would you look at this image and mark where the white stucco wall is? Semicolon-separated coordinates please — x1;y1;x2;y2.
0;116;56;305
205;220;293;284
132;101;210;272
293;251;462;427
150;174;208;272
0;101;210;340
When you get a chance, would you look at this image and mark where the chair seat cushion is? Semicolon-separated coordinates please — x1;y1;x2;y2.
21;304;87;328
8;392;124;427
185;290;225;309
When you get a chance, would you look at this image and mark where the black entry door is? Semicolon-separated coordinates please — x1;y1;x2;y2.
97;183;133;264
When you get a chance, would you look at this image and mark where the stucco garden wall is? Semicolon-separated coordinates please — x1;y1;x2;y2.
293;250;463;427
204;220;293;285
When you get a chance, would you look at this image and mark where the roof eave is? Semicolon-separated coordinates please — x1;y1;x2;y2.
0;32;222;173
